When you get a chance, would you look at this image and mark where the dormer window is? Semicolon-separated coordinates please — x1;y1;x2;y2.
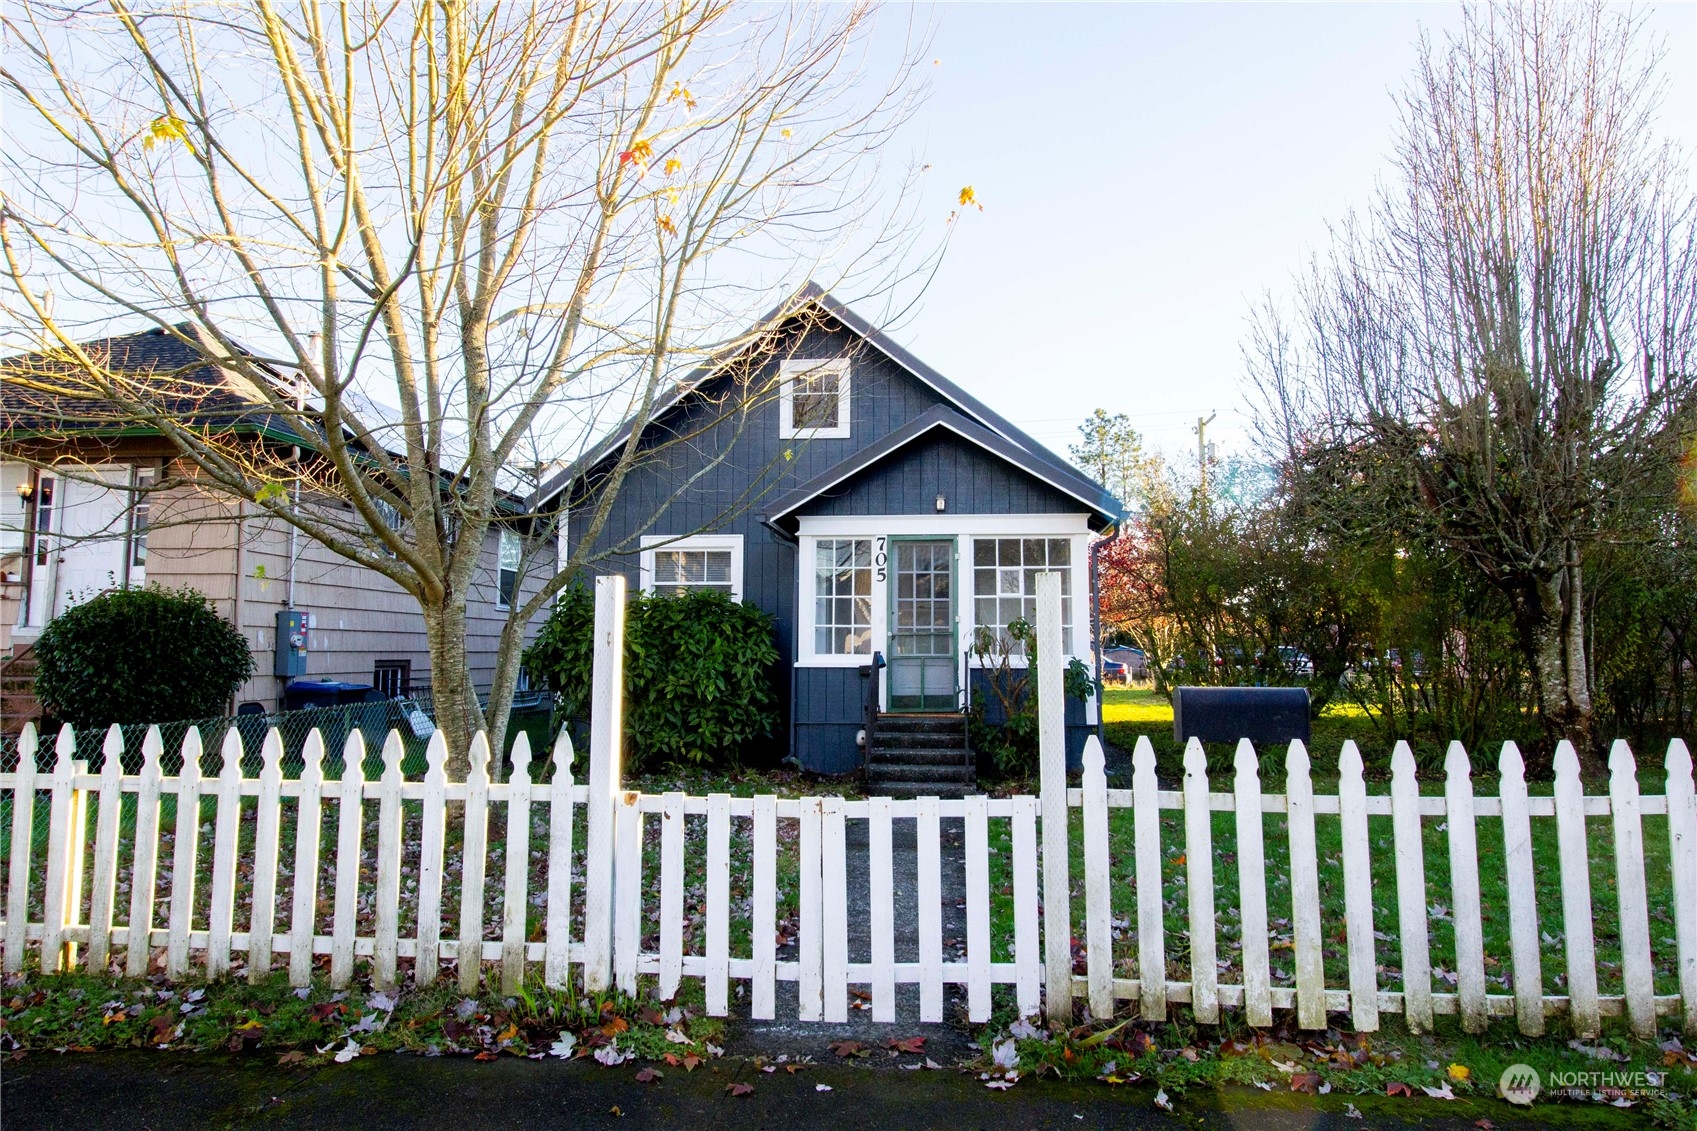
779;358;851;440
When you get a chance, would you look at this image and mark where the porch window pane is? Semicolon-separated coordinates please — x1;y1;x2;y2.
813;537;872;655
972;536;1074;654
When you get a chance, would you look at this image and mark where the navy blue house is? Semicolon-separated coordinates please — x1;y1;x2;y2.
534;288;1122;778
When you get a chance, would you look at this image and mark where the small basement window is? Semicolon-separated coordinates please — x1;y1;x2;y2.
373;660;411;698
639;534;744;600
778;358;850;440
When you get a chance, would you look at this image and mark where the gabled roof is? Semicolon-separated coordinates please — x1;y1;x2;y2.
763;405;1120;531
0;323;308;444
530;283;1122;520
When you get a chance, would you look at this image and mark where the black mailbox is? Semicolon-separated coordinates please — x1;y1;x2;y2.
1172;686;1310;745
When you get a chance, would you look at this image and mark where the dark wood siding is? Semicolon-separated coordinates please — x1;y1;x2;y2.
792;666;866;774
800;429;1084;518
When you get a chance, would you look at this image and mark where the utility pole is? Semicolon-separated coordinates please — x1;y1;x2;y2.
1194;411;1216;492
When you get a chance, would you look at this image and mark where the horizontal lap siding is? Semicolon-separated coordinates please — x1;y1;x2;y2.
793;667;865;774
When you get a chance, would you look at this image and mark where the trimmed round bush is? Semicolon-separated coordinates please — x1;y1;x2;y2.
33;585;255;727
524;583;780;771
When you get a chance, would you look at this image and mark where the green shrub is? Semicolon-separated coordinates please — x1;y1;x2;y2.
33;585;255;728
968;618;1094;779
524;584;780;771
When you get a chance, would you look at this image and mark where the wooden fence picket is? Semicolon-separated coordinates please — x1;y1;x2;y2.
1667;739;1697;1036
85;726;126;973
1036;571;1072;1023
821;795;849;1023
458;733;491;993
205;728;246;978
543;731;576;991
1131;736;1166;1021
1554;741;1601;1037
751;793;777;1020
1444;742;1488;1033
373;731;405;990
248;729;285;982
1233;739;1273;1027
495;726;529;991
4;724;39;973
1011;795;1042;1020
916;794;944;1023
40;726;82;974
1285;741;1324;1030
330;732;367;989
500;734;534;996
415;731;449;987
166;727;204;979
868;795;896;1023
1389;741;1432;1032
795;797;822;1021
613;789;642;996
1497;741;1544;1035
658;791;685;1001
1080;737;1113;1019
289;730;326;987
706;792;732;1017
1337;741;1378;1032
1181;739;1217;1024
964;793;992;1023
124;727;164;977
1608;741;1656;1039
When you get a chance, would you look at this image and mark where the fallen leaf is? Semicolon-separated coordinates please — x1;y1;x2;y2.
1290;1072;1323;1094
277;1051;307;1066
1422;1083;1456;1100
1345;1103;1364;1120
550;1033;577;1059
634;1067;662;1084
1474;1121;1496;1130
726;1082;754;1097
333;1039;362;1064
1154;1088;1172;1112
829;1040;864;1058
1387;1082;1414;1097
682;1055;702;1072
473;1051;499;1062
609;1106;622;1117
784;1064;804;1074
664;1028;693;1046
815;1083;832;1092
886;1036;925;1054
985;1079;1014;1090
1447;1063;1471;1083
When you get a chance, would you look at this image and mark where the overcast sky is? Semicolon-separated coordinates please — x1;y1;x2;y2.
867;3;1697;470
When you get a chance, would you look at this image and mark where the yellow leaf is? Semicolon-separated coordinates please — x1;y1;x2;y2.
958;185;982;210
781;127;792;139
664;157;683;176
1446;1063;1470;1083
619;139;653;169
658;214;677;237
667;82;697;111
143;114;190;151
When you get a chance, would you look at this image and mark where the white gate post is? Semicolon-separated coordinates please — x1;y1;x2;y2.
1036;571;1072;1023
584;574;626;993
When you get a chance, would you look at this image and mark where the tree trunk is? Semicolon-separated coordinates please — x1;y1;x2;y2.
1523;556;1599;776
424;595;482;778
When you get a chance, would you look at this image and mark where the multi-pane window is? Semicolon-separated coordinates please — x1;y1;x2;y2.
779;358;850;439
652;548;735;596
373;660;410;698
129;467;154;569
814;538;872;654
972;537;1072;654
497;530;521;609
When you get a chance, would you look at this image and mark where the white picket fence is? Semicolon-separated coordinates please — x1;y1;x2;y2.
1;572;1695;1040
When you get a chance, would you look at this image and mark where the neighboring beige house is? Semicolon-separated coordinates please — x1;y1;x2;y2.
1;324;552;730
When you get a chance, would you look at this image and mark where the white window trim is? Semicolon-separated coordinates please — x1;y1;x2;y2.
778;358;851;440
796;534;884;667
638;533;745;601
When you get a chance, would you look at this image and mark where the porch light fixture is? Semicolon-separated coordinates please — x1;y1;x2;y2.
15;479;31;500
935;493;946;513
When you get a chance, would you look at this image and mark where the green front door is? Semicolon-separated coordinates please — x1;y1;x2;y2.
887;538;957;711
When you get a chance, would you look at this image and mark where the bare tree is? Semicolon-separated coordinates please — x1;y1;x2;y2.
0;0;938;770
1249;0;1697;762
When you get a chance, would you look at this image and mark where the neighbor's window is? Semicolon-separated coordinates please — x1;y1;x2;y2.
814;538;872;655
372;659;410;698
497;529;521;609
642;534;743;600
129;466;155;568
973;537;1072;654
779;358;850;439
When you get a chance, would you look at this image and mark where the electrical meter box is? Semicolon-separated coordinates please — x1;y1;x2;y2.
275;609;309;677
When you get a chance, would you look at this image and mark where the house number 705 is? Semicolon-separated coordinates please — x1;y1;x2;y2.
874;536;887;582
